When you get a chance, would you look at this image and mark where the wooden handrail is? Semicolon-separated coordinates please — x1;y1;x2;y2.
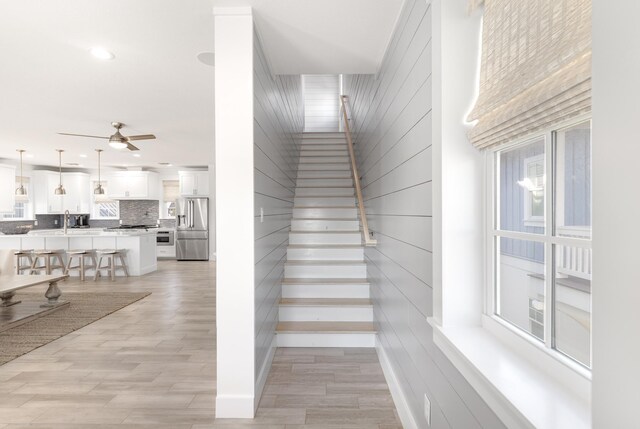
340;95;377;247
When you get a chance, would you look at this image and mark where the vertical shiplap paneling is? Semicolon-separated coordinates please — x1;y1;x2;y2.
303;75;339;132
344;1;506;428
253;31;303;385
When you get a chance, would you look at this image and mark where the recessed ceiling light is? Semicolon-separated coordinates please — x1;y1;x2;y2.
159;162;172;167
79;154;88;158
197;52;215;67
66;162;81;166
89;47;115;60
132;154;141;158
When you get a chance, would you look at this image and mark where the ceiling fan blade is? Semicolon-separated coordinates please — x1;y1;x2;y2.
58;132;109;139
126;142;140;151
125;134;156;141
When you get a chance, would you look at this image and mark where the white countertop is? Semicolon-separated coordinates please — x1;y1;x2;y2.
0;228;158;238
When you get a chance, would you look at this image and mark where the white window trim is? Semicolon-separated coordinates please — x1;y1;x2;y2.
429;113;593;429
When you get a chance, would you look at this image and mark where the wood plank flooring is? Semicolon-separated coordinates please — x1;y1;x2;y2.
0;260;400;428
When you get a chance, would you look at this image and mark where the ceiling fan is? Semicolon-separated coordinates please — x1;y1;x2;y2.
58;122;155;151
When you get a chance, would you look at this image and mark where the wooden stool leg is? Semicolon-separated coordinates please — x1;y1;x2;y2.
80;255;85;281
110;256;115;281
119;254;129;277
30;256;38;275
45;255;51;275
94;256;103;281
15;255;20;275
64;255;73;275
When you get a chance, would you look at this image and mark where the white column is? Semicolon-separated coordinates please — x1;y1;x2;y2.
431;0;484;326
592;0;640;425
213;7;255;418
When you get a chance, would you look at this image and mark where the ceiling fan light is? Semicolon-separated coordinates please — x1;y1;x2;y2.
109;141;127;150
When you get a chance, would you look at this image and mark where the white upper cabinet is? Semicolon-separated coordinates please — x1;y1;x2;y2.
179;171;209;196
62;173;90;214
33;171;91;214
0;164;16;213
107;171;159;200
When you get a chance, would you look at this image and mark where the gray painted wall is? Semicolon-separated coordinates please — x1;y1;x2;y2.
253;30;303;385
344;1;505;427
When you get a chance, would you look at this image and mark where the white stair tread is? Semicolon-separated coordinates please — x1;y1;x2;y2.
282;278;369;284
293;206;360;209
276;321;375;333
280;298;372;307
287;237;363;241
285;260;366;266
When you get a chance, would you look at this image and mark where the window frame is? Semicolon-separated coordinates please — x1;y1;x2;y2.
485;113;593;373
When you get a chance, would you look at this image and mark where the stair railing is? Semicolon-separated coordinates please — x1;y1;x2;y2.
340;95;377;247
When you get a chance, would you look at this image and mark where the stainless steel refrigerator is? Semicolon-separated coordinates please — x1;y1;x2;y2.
176;197;209;261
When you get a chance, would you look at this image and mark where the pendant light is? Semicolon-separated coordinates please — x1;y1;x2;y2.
15;150;28;202
54;149;66;195
94;149;105;196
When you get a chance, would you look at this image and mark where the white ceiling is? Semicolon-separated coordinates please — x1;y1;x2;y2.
0;0;402;170
215;0;405;75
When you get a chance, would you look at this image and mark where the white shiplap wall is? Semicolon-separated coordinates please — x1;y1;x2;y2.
303;74;339;132
344;1;506;428
253;32;303;389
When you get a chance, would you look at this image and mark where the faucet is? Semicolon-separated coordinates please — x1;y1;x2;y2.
64;210;70;235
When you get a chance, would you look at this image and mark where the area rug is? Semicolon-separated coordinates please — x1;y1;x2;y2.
0;291;151;365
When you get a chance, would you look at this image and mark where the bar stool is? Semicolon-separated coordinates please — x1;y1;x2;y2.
94;249;129;281
65;249;97;281
14;249;34;275
30;249;66;275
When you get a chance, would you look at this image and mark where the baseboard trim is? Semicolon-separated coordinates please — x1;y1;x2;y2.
215;394;255;418
255;335;277;411
376;337;419;429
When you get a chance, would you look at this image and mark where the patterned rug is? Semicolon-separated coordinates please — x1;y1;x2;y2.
0;291;151;365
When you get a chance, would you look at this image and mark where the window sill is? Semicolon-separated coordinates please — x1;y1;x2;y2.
427;316;590;429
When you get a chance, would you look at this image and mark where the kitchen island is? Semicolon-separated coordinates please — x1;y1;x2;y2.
0;228;157;276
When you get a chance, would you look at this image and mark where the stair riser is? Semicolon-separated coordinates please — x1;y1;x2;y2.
300;150;348;157
291;219;359;232
299;156;350;164
296;178;353;187
301;138;346;144
289;233;361;245
282;283;370;299
296;170;352;179
298;163;350;171
285;264;367;278
287;247;364;261
294;197;355;207
277;333;376;348
300;144;348;151
293;207;358;218
295;188;354;197
279;306;373;322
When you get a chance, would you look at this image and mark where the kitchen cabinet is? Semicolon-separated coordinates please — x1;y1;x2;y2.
0;164;16;213
62;173;90;214
33;171;90;214
33;171;63;214
179;171;209;196
107;171;159;200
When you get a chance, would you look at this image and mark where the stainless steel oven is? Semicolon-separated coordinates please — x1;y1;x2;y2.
156;229;175;246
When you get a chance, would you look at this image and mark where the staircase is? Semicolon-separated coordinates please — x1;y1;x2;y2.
276;132;376;348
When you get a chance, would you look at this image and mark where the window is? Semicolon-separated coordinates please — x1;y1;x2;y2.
490;119;592;368
162;180;179;218
1;177;31;220
91;181;119;219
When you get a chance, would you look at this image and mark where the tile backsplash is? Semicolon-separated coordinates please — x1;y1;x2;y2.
119;200;159;226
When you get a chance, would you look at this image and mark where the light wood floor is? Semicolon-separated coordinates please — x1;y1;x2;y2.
0;260;400;428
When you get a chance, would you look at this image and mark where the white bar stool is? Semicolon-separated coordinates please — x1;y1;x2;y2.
94;250;129;281
14;249;34;275
30;249;66;275
65;249;97;281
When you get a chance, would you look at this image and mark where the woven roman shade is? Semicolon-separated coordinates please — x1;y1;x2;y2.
467;0;592;149
163;180;179;202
